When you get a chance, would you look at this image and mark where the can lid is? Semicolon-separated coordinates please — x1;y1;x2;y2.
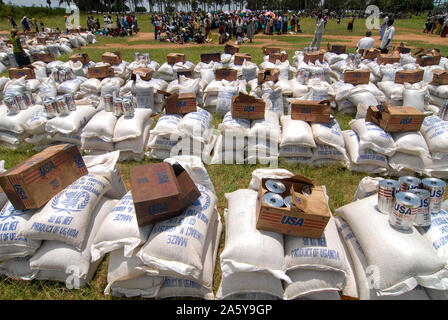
396;191;420;207
422;178;446;188
409;188;430;197
263;192;285;208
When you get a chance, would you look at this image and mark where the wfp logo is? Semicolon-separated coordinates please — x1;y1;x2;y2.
51;191;90;213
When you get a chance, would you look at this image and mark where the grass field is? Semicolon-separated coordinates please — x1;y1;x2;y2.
0;13;447;300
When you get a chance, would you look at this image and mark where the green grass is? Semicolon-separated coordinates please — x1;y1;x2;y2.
0;13;447;300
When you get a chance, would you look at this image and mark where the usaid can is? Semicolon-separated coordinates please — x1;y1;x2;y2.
4;96;20;115
43;98;58;118
378;179;401;215
422;178;446;214
399;176;421;192
113;98;123;117
389;191;420;231
409;189;431;227
103;94;114;112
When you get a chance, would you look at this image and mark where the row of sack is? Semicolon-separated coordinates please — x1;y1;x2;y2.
0;31;97;73
2;161;448;300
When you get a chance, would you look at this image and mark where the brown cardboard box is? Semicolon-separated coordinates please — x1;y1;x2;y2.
167;53;186;65
290;100;331;123
396;45;411;54
329;44;346;54
257;68;280;84
256;174;331;238
8;67;35;80
133;67;153;81
130;162;201;227
37;36;48;45
394;69;424;84
366;103;426;132
377;52;401;64
231;92;266;120
0;144;87;210
304;50;325;64
88;65;114;79
69;53;90;65
200;52;221;63
32;52;55;63
224;44;240;55
362;48;380;60
415;48;441;66
165;92;197;115
176;70;194;79
268;52;288;63
431;69;448;85
344;70;371;85
215;68;238;81
263;47;281;55
102;51;122;65
234;53;252;65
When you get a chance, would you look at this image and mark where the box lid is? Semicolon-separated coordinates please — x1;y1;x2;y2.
290;184;331;218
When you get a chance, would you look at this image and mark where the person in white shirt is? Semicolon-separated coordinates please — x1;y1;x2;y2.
310;14;325;50
380;18;395;53
357;30;375;53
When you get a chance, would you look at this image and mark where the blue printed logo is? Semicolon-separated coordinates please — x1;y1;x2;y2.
157;172;169;184
0;204;27;221
51;191;90;213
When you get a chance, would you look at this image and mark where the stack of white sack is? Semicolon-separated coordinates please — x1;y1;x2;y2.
427;81;448;119
4;170;118;288
194;60;219;83
283;216;352;300
166;75;207;108
335;194;448;299
212;111;250;165
124;180;220;300
156;60;195;82
45;104;97;148
278;115;316;165
111;108;153;162
418;116;448;178
217;189;289;300
310;118;349;166
389;130;432;176
146;113;183;160
203;79;246;113
81;110;119;154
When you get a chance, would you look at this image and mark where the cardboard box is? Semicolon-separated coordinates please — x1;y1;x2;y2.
8;67;35;80
176;70;194;79
263;47;281;55
304;50;325;64
268;52;288;63
200;52;221;64
377;52;401;64
366;103;426;132
32;52;55;63
0;144;87;210
415;48;441;66
329;44;346;54
88;65;114;79
167;53;186;65
344;70;371;85
130;162;201;227
362;48;380;60
102;51;122;65
394;69;424;84
234;53;252;65
132;67;153;81
290;100;331;123
37;36;48;45
165;92;197;115
256;174;331;238
69;53;90;65
257;68;280;84
396;45;411;54
231;92;266;120
215;68;238;81
431;69;448;85
224;44;240;55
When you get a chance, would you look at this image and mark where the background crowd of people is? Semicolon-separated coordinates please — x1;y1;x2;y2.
87;14;139;37
424;11;448;37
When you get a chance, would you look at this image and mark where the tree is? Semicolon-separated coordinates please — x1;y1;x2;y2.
47;0;51;8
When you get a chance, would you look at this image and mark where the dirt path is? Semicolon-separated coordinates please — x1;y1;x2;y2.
86;31;447;51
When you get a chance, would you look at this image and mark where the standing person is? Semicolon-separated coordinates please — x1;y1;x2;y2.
8;16;18;30
116;15;121;30
236;18;243;43
218;21;225;44
205;18;211;42
441;16;448;38
247;17;255;43
356;30;375;53
10;29;31;67
380;18;395;54
65;15;70;33
310;14;325;50
347;15;354;32
282;14;288;34
21;16;30;32
379;14;389;39
154;18;159;40
290;15;296;33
